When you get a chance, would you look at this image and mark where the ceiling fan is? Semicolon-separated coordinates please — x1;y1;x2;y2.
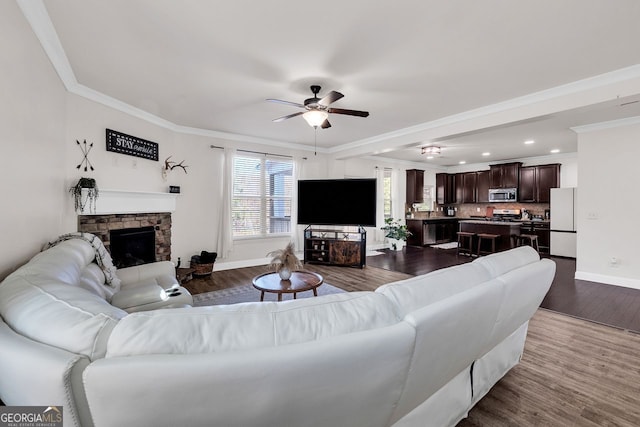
267;85;369;129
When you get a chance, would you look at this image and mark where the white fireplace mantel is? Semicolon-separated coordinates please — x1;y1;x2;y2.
79;189;178;215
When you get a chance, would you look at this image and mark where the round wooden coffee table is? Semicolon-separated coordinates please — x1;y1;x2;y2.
252;271;324;301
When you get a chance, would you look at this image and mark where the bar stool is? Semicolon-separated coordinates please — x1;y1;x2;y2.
457;232;475;257
477;233;499;256
517;234;540;252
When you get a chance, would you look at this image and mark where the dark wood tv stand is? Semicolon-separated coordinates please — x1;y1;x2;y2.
303;226;366;269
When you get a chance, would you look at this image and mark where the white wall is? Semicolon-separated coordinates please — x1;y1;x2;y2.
0;1;68;279
575;118;640;289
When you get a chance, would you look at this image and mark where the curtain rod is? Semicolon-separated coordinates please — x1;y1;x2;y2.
210;145;293;159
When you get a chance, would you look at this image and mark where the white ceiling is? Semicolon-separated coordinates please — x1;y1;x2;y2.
21;0;640;166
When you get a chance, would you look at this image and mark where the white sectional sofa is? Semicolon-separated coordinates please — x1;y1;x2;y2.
0;236;555;427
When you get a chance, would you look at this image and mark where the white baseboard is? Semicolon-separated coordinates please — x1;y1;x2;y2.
575;271;640;290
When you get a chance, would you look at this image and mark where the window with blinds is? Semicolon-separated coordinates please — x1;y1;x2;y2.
232;155;293;238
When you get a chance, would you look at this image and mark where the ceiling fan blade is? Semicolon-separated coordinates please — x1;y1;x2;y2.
272;111;304;122
328;108;369;117
318;91;344;106
320;119;331;129
266;98;305;109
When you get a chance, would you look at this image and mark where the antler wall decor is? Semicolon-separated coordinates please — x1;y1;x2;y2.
162;156;188;180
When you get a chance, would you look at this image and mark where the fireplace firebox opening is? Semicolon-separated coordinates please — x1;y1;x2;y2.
110;226;156;268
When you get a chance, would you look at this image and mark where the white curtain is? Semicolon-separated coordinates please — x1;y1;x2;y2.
391;167;404;222
290;157;303;252
216;147;235;259
375;166;385;242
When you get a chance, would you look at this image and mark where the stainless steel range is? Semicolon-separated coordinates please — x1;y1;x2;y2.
490;209;521;222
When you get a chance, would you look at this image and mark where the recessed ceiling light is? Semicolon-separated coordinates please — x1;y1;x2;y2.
459;161;466;164
550;149;560;153
482;152;490;156
524;140;535;145
426;156;434;159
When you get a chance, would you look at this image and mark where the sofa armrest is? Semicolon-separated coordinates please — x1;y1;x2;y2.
0;319;91;427
116;261;176;287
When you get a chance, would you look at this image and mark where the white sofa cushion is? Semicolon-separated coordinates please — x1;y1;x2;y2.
77;263;111;300
116;261;177;289
376;262;492;317
472;245;540;278
106;292;400;357
12;239;96;286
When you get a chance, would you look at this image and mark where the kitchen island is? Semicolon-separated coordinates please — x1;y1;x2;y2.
406;217;459;246
458;220;522;253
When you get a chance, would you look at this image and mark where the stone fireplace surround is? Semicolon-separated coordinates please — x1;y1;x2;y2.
78;213;172;263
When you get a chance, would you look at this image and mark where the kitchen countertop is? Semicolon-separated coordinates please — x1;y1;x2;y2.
407;217;460;221
458;220;524;226
408;217;550;225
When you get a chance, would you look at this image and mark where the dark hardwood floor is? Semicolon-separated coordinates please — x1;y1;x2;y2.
189;245;640;333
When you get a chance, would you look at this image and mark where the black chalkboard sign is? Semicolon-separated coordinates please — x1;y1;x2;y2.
106;129;159;161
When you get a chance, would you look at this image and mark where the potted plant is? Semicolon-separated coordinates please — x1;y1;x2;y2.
69;177;99;213
381;217;412;251
267;242;303;280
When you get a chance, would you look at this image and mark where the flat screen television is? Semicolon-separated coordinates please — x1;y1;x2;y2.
297;178;377;227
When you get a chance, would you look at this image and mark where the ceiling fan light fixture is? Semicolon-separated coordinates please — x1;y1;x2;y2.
303;110;329;128
421;146;441;156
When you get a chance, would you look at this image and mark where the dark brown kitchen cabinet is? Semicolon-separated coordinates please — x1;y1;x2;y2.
455;173;464;203
462;172;477;203
518;164;560;203
536;164;560;203
490;162;521;188
518;166;536;202
436;173;455;204
406;219;424;246
406;169;424;205
455;172;477;203
476;170;490;203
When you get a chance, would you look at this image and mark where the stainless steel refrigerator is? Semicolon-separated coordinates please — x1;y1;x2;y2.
550;187;577;258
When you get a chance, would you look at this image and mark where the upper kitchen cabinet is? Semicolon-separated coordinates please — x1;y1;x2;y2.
406;169;424;205
536;164;561;203
436;173;455;204
476;170;490;203
518;164;560;203
489;162;522;188
455;172;477;204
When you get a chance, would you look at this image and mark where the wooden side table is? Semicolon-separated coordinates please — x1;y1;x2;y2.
252;271;324;302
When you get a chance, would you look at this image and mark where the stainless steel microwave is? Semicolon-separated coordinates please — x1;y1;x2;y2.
488;188;517;203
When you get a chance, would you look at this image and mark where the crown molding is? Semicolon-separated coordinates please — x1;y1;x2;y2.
571;115;640;133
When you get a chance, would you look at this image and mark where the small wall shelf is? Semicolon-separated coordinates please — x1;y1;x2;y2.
303;226;366;269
